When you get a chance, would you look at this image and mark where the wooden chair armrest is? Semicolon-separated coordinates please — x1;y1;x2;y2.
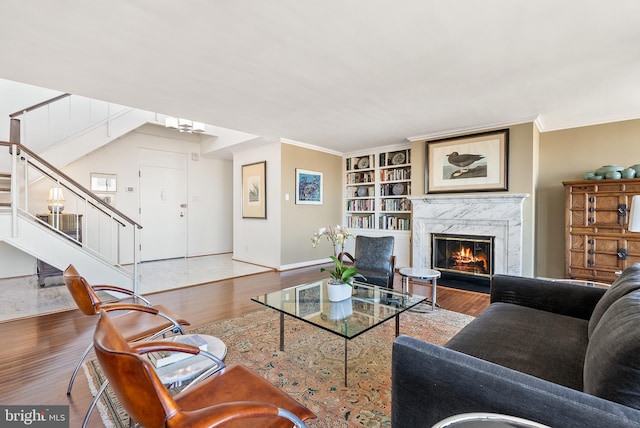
92;284;152;305
131;341;200;356
339;252;356;263
98;302;160;315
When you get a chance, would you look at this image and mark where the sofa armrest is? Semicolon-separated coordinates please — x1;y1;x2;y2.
392;336;640;428
490;275;606;320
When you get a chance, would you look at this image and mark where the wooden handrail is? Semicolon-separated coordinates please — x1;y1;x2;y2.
0;141;142;229
9;93;71;118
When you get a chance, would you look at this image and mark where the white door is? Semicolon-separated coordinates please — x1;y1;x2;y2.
139;164;187;261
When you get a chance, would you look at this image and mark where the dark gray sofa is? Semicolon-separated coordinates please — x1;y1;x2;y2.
392;264;640;427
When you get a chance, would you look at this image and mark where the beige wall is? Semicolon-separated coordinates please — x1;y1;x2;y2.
410;123;538;276
280;143;343;266
537;118;640;278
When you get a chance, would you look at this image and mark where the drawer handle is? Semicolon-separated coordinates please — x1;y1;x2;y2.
588;239;595;244
588;249;595;255
618;204;628;217
588;217;595;223
618;249;628;260
588;207;595;213
589;197;595;203
588;259;595;265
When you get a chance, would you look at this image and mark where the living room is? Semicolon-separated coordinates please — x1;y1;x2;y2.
2;2;640;427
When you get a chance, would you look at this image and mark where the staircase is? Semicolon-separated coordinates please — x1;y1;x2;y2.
0;142;141;291
0;173;9;207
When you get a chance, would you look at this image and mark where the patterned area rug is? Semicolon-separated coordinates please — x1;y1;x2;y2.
84;308;473;427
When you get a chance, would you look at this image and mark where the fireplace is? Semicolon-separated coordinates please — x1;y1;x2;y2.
410;194;528;278
432;233;494;278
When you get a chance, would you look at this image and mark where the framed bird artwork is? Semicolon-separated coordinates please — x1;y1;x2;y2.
426;129;509;193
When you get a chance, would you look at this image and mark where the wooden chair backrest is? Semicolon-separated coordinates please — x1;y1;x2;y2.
93;310;180;428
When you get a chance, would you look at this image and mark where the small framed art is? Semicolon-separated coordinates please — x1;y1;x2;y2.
295;168;323;205
242;161;267;219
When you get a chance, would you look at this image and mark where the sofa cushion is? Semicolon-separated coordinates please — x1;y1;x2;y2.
584;290;640;409
588;263;640;338
445;302;589;391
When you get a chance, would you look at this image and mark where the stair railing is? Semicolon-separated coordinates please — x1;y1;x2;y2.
9;92;133;153
0;140;142;292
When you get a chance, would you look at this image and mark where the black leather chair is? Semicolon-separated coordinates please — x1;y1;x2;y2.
340;235;395;288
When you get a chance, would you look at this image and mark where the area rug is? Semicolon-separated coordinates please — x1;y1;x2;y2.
84;308;474;427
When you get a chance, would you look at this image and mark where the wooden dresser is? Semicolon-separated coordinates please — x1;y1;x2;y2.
564;179;640;283
36;213;83;286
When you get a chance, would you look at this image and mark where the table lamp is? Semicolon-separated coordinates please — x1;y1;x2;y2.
47;187;65;214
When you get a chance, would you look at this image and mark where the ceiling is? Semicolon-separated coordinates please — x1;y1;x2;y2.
1;1;639;154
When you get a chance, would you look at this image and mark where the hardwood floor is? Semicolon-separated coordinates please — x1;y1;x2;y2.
0;265;489;427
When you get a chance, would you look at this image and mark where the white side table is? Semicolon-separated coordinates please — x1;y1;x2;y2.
399;267;441;310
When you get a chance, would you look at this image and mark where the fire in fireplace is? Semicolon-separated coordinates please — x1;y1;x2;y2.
432;233;494;278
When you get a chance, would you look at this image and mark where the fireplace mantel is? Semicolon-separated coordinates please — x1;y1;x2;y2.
409;194;528;276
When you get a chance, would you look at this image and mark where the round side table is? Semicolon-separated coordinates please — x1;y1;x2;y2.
155;334;228;388
399;267;441;311
432;412;549;427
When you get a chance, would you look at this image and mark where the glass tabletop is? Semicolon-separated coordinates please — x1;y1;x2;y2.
251;279;427;340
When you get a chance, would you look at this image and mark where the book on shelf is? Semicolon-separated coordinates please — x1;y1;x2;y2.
148;334;209;368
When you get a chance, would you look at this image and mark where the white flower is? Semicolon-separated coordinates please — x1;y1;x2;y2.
311;225;354;256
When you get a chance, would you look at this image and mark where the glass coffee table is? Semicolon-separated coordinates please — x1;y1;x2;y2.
251;279;426;386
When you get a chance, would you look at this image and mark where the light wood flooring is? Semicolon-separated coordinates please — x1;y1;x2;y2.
0;263;489;427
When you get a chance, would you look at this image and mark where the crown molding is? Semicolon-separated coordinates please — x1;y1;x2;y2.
536;112;640;133
279;137;343;157
406;116;540;142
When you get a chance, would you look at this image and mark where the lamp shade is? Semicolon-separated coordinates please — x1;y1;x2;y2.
47;187;65;213
629;195;640;232
48;187;65;202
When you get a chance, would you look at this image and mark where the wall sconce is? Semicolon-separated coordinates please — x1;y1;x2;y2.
48;187;65;214
165;117;205;133
629;195;640;232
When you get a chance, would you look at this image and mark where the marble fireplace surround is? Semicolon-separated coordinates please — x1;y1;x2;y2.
409;194;528;276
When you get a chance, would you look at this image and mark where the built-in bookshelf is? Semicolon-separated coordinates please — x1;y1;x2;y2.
344;148;411;231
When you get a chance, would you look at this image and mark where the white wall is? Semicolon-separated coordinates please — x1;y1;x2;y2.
233;141;282;268
0;243;36;277
63;125;234;262
0;78;62;142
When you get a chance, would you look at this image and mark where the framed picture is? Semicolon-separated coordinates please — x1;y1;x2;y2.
295;281;322;318
426;129;509;193
242;161;267;219
295;168;323;205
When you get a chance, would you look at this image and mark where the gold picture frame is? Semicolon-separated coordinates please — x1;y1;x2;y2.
242;161;266;219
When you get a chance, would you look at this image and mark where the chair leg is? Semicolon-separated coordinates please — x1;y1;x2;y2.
67;342;94;395
82;379;109;428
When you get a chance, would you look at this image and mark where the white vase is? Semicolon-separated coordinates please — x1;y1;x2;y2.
327;299;353;320
327;280;353;302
